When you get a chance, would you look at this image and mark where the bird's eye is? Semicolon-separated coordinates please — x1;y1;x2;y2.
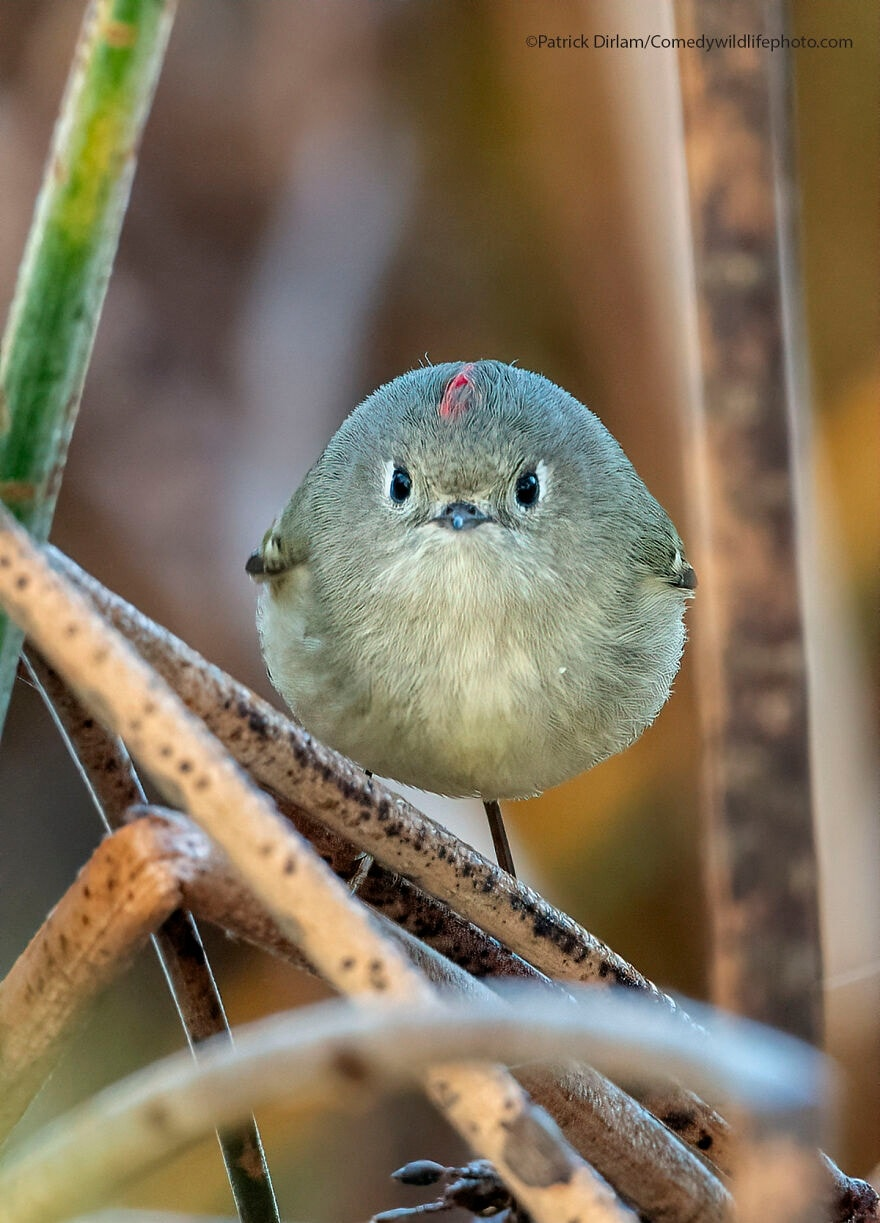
514;470;540;507
389;467;412;503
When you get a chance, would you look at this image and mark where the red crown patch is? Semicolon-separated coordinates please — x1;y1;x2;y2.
438;362;477;419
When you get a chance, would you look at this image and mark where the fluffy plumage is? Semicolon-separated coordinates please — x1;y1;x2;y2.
249;360;695;799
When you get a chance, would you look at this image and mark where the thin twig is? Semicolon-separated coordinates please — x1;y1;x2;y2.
337;903;732;1222
819;1154;880;1223
427;970;732;1221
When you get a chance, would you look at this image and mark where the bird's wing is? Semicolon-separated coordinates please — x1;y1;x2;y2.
667;549;697;590
632;506;697;592
246;481;311;582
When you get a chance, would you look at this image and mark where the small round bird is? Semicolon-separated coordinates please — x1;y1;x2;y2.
247;360;695;869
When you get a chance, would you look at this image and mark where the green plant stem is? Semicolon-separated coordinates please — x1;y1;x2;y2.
0;0;177;732
0;7;284;1218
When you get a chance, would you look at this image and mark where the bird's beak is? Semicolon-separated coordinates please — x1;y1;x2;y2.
430;502;494;532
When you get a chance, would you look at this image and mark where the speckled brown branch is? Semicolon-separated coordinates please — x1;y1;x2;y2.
675;0;823;1044
0;793;728;1223
26;547;873;1219
0;506;628;1223
48;543;733;1172
0;805;471;1133
22;651;281;1223
51;575;879;1222
414;952;732;1222
45;550;690;1003
27;638;559;985
0;813;210;1139
273;786;558;986
0;803;447;1134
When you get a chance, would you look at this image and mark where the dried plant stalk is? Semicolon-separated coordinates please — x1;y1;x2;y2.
0;798;730;1222
0;504;629;1223
12;810;866;1219
675;0;822;1043
47;550;691;1003
0;991;827;1223
1;533;865;1213
48;543;734;1170
0;815;195;1138
279;791;555;985
23;652;281;1223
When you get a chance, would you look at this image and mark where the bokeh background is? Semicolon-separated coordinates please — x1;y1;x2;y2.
0;1;876;1217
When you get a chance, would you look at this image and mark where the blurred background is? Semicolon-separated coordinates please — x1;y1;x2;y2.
0;0;876;1217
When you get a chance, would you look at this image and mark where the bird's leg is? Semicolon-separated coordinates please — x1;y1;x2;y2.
484;800;516;877
366;770;517;878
